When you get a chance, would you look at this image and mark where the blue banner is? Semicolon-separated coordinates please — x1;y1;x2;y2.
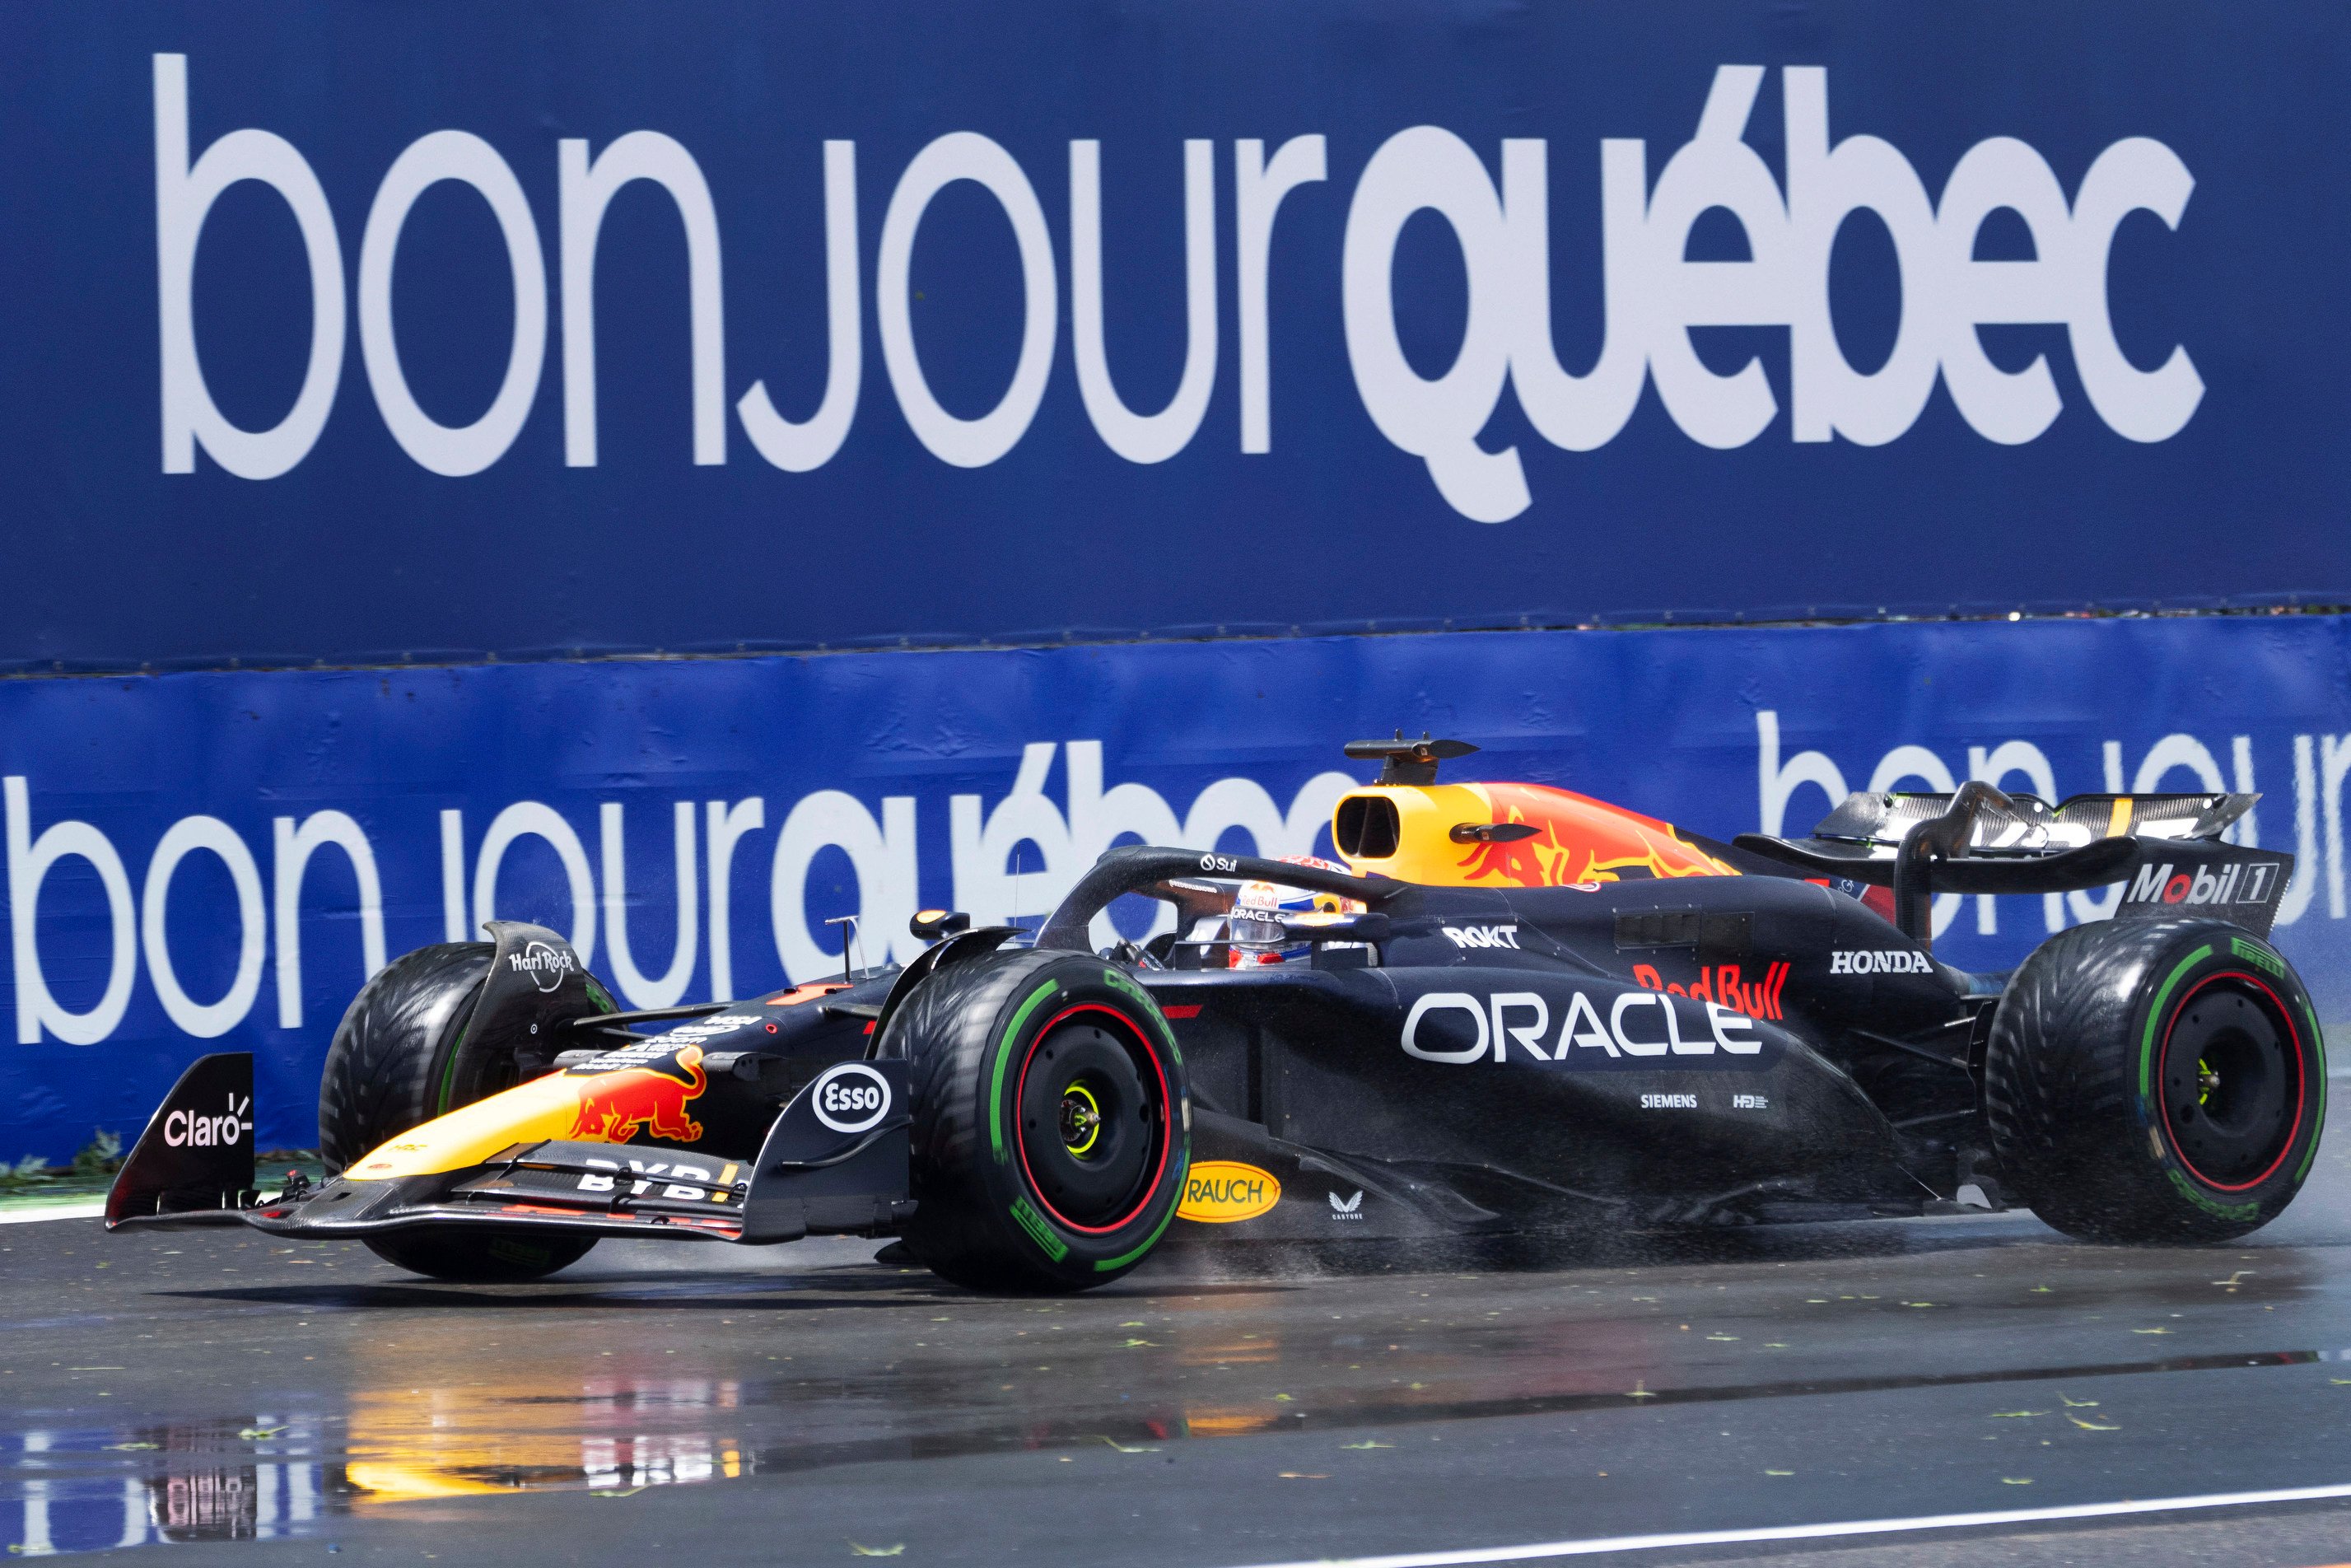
4;615;2349;1161
1;1;2346;669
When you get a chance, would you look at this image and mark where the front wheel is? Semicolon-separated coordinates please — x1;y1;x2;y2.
1985;917;2325;1243
889;952;1189;1293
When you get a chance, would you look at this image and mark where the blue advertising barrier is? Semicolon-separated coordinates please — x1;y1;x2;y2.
4;614;2350;1161
1;1;2347;669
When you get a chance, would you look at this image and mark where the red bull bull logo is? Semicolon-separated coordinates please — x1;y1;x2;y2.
1453;783;1736;887
570;1045;709;1144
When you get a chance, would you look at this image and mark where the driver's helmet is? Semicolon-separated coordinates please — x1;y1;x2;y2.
1226;855;1365;968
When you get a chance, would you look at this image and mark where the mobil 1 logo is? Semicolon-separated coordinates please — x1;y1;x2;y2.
2115;846;2293;937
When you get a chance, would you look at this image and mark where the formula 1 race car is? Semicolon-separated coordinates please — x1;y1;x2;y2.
109;735;2323;1293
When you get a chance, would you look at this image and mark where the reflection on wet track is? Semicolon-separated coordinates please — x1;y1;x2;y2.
12;1134;2351;1563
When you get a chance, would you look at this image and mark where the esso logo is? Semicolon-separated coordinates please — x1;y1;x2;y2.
810;1062;892;1134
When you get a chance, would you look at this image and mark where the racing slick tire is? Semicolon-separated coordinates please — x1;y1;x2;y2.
320;941;595;1282
1985;917;2325;1244
888;951;1188;1295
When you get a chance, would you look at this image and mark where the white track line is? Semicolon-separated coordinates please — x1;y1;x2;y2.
0;1200;104;1225
1220;1481;2351;1568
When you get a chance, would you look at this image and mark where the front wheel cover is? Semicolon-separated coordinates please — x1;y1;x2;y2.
1986;918;2326;1243
892;952;1190;1293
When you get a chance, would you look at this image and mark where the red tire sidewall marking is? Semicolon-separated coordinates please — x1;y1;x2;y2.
2159;970;2307;1193
1012;1001;1172;1235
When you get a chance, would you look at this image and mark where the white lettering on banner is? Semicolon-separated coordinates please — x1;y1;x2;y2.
950;740;1355;947
1339;65;2199;517
1071;138;1219;464
877;133;1057;468
1235;136;1328;454
153;54;345;481
704;797;767;1002
559;131;727;468
440;809;469;944
7;777;138;1045
1;751;1385;1049
154;57;2197;506
273;811;387;1030
737;142;862;473
770;791;921;981
601;802;699;1010
473;802;598;966
359;131;546;476
1343;125;1528;522
143;816;268;1038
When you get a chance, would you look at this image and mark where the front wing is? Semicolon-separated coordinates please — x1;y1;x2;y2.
107;1052;914;1248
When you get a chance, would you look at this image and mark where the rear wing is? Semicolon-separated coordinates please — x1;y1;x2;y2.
1734;784;2290;949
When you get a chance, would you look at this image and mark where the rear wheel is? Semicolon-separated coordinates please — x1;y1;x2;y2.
320;942;596;1282
1985;917;2325;1243
889;951;1188;1293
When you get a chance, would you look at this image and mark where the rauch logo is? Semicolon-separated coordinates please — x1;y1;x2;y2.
1176;1161;1281;1223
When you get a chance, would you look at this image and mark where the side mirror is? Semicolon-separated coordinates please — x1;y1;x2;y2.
1277;911;1392;945
910;908;973;942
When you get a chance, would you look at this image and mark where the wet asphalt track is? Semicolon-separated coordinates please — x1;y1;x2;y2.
13;1121;2351;1566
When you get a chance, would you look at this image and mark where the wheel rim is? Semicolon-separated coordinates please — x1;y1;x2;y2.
1059;1082;1105;1156
1015;1004;1170;1234
2159;973;2305;1192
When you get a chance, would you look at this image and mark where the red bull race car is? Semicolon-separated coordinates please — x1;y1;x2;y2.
109;735;2322;1293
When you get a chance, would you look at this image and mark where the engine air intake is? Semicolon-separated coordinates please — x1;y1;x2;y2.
1335;795;1401;860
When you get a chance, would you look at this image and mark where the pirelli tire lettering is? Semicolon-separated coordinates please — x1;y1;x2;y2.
890;951;1191;1294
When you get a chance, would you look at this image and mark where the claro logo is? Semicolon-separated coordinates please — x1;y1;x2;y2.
151;55;2198;522
165;1092;252;1149
1402;989;1761;1063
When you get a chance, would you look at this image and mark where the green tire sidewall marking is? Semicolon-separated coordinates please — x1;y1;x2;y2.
2297;996;2329;1183
1101;968;1182;1065
2231;936;2286;978
2165;1165;2260;1221
435;1007;473;1116
1008;1194;1069;1262
2138;945;2212;1108
991;979;1061;1164
1094;1150;1188;1273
